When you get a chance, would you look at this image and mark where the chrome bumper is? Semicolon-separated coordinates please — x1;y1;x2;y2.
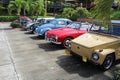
45;36;61;44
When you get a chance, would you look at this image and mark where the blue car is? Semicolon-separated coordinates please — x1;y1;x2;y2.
34;18;72;36
28;18;54;32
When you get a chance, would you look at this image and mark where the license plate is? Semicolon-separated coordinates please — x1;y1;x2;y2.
65;50;71;56
82;56;87;62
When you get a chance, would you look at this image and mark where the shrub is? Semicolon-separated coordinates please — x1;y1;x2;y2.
61;7;91;21
76;7;91;19
0;16;19;22
10;22;22;28
62;8;77;21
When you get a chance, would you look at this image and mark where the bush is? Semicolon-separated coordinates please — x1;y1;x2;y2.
10;22;22;28
76;7;91;19
111;11;120;19
61;7;91;21
62;8;77;21
0;16;19;22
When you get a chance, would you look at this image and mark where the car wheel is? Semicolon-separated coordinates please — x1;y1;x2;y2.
101;54;114;70
63;37;73;48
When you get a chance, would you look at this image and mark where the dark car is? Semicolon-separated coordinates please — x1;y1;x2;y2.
12;16;32;27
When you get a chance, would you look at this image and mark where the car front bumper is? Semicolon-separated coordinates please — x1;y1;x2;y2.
45;36;61;44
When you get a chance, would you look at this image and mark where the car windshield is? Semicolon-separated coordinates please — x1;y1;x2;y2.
37;19;43;23
67;22;91;30
66;23;81;29
80;23;91;30
90;23;120;36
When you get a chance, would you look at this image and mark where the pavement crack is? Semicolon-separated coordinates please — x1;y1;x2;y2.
3;28;21;80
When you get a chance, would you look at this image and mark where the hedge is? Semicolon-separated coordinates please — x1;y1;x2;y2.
0;16;54;22
0;16;19;22
10;22;22;28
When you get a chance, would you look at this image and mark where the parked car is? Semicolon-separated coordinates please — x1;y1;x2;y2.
28;18;55;32
13;16;32;23
34;18;72;36
14;16;32;25
65;21;120;70
25;18;42;29
45;22;91;48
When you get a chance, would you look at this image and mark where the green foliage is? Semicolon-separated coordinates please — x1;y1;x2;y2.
76;7;91;18
61;2;75;7
55;14;63;18
0;16;53;22
61;7;91;21
111;11;120;19
8;0;22;15
10;22;22;28
28;16;36;20
0;16;19;22
0;7;8;15
92;0;113;24
62;8;77;20
8;0;45;16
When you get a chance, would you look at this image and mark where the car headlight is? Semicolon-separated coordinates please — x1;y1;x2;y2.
54;36;58;40
92;53;99;61
40;29;43;32
51;36;58;42
36;28;38;30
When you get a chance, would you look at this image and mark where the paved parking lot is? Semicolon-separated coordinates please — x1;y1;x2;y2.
0;22;120;80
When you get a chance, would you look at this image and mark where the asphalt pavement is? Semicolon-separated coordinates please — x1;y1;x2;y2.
0;22;120;80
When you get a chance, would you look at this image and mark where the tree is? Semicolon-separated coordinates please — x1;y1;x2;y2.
21;0;29;15
93;0;120;24
8;0;45;16
8;0;22;15
62;8;76;20
34;1;44;16
28;0;45;16
93;0;113;23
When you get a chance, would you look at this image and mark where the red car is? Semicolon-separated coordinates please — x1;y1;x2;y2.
45;22;91;48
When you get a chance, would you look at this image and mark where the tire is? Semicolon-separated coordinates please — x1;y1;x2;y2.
62;37;73;48
101;54;114;70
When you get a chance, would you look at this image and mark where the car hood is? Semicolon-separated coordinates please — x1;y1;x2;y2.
38;23;54;29
72;32;119;48
47;28;77;36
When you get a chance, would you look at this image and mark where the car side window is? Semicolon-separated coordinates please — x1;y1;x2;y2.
57;20;65;25
75;24;80;29
67;21;72;25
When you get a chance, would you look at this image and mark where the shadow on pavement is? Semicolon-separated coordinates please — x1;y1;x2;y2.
24;31;33;34
115;59;120;65
38;43;64;51
30;35;44;40
56;55;114;79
